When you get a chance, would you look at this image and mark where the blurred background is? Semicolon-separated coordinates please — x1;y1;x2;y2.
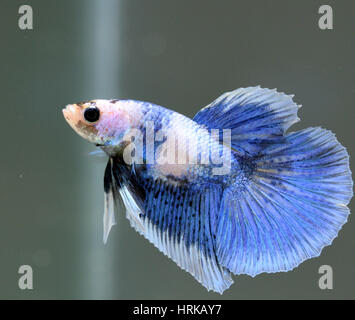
0;0;354;299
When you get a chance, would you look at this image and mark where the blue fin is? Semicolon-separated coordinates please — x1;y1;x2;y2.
127;179;233;294
216;127;353;276
193;86;300;156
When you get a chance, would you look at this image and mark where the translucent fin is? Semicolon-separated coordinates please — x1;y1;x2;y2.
103;159;145;243
193;86;300;156
216;127;353;276
103;187;116;244
103;159;117;244
119;185;145;232
89;149;106;157
127;179;233;294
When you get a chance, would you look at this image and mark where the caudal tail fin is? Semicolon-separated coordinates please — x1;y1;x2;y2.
193;86;353;279
216;127;353;276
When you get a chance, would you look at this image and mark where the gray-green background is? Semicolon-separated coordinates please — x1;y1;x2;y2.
0;0;354;299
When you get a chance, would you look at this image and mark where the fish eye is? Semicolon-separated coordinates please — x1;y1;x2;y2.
84;106;100;123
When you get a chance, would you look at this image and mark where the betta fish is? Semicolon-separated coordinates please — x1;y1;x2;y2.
63;86;353;293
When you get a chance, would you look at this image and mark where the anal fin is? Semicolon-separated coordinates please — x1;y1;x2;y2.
127;178;233;294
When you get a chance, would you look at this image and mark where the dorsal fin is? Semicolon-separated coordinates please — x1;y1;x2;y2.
193;86;301;156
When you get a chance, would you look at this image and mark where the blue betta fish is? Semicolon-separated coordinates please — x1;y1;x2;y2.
63;87;353;293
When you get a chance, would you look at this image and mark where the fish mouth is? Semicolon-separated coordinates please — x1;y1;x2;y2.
62;104;82;126
62;104;76;121
62;108;70;121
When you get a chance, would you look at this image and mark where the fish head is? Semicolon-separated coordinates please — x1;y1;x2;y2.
62;99;134;147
